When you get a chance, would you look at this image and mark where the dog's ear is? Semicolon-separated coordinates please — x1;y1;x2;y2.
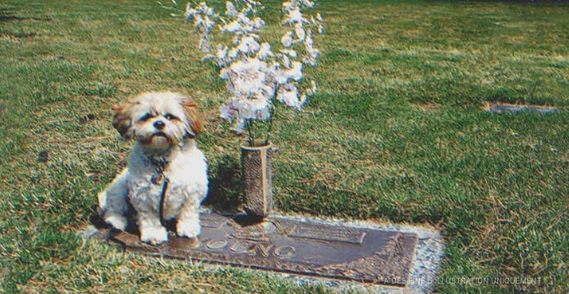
112;102;135;140
181;96;203;138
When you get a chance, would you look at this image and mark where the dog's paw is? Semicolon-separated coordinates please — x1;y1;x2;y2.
105;214;127;231
177;221;201;238
140;226;168;245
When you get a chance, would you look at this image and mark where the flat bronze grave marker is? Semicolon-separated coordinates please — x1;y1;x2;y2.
484;102;557;114
103;213;418;286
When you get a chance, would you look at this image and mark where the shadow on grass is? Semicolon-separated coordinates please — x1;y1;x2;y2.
1;7;47;39
0;7;36;22
462;0;567;2
0;7;50;22
0;8;21;22
204;154;243;213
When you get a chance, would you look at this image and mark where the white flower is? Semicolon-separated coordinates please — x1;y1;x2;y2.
216;45;228;64
257;42;273;60
304;27;314;47
283;7;304;25
222;58;268;96
202;15;215;33
192;14;203;27
287;61;303;81
221;94;270;122
237;13;253;31
300;93;307;105
310;14;325;34
252;17;265;30
300;0;315;8
265;62;286;85
220;99;237;119
281;31;293;47
222;20;242;33
185;4;197;22
198;2;210;14
273;68;288;84
281;54;291;68
234;119;246;132
228;47;240;59
199;36;211;52
310;80;317;93
280;49;298;58
304;80;317;96
250;97;272;120
303;29;319;66
206;6;215;16
225;1;238;17
295;24;306;41
233;93;271;120
237;35;260;54
277;83;302;108
282;1;293;11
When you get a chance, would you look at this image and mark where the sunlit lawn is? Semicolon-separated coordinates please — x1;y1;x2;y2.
1;0;568;292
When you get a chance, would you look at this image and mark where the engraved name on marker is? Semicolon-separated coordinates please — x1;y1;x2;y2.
200;214;227;229
201;238;296;259
289;224;367;244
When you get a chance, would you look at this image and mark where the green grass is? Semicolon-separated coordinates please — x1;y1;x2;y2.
1;0;569;292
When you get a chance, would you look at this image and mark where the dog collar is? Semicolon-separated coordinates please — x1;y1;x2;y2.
148;156;168;185
148;156;168;169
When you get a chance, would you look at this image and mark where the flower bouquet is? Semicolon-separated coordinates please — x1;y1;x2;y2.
164;0;322;216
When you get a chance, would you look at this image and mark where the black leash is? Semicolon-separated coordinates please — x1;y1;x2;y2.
149;157;169;227
158;177;169;227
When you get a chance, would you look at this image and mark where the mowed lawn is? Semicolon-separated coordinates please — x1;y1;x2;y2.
1;0;568;292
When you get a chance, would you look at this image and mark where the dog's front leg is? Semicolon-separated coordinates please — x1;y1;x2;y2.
176;197;201;239
137;210;168;245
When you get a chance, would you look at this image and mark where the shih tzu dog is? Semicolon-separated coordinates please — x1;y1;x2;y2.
98;92;208;245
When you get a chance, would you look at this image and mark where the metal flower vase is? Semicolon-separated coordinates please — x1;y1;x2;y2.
240;140;273;218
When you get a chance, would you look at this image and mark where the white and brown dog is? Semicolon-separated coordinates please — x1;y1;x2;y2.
98;92;208;245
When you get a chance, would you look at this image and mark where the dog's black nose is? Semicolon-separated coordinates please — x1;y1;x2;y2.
154;120;165;130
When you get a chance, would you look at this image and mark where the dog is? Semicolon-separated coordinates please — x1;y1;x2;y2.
97;92;208;245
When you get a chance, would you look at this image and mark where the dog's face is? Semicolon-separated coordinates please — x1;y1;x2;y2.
112;92;203;149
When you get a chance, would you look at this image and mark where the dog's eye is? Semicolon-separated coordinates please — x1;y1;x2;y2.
164;113;176;120
139;113;153;122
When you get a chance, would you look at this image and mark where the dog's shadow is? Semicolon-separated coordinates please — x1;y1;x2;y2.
204;154;244;212
90;206;181;235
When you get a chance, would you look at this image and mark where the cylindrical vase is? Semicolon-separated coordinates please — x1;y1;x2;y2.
240;140;273;218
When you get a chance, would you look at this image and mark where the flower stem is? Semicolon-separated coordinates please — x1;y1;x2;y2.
265;104;275;145
246;119;255;146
